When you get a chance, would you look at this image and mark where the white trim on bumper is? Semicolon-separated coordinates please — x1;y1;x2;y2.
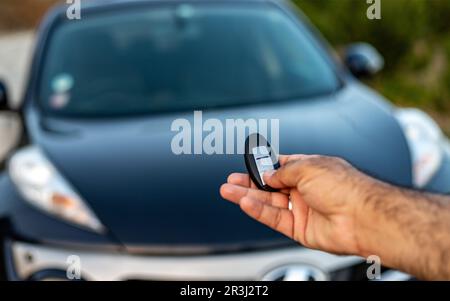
10;241;362;281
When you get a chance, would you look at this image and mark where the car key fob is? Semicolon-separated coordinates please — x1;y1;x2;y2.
244;133;280;192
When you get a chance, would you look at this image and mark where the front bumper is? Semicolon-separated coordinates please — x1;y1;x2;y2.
6;239;363;281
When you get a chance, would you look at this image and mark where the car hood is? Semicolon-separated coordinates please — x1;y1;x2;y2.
31;83;412;251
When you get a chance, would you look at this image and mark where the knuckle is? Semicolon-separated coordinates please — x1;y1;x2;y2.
333;156;349;166
305;155;349;169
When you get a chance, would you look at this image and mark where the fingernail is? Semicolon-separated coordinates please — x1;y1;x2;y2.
222;184;236;194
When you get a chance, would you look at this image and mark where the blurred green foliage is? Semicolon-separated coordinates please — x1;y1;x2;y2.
294;0;450;133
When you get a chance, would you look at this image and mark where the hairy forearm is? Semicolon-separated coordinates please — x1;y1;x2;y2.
356;178;450;280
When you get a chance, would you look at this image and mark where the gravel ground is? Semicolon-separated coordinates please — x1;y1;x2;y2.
0;31;33;161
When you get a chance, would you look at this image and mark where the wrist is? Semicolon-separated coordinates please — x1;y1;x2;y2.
352;174;394;259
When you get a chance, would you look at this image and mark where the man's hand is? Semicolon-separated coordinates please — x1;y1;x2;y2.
220;154;450;280
220;154;374;256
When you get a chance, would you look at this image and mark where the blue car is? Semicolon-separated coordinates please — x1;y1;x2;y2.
0;0;449;280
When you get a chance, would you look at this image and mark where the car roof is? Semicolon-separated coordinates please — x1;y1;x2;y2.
79;0;273;9
47;0;284;20
44;0;288;30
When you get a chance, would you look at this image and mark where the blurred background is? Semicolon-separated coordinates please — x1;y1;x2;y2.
298;0;450;136
0;0;449;281
0;0;449;135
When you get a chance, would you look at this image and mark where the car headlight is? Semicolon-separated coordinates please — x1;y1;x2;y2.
8;146;105;233
395;108;448;188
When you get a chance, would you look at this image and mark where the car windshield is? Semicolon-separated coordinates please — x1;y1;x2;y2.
38;3;340;117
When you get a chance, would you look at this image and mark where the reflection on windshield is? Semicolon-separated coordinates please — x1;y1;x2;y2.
39;3;339;117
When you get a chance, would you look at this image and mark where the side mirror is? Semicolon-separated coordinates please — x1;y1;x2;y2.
0;80;10;111
343;43;384;78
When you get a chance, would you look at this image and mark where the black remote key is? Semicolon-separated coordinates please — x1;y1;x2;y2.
244;133;280;192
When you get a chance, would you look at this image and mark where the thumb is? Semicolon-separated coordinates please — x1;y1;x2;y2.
263;159;305;189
